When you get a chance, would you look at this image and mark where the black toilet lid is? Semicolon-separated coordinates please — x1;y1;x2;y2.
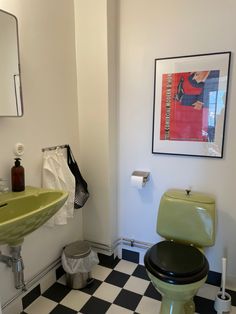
144;241;209;284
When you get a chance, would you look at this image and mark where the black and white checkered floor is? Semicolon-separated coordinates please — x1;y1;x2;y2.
22;257;236;314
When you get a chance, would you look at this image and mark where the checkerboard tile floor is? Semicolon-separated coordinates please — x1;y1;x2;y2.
22;258;236;314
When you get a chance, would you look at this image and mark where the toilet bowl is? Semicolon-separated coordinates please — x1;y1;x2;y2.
144;189;215;314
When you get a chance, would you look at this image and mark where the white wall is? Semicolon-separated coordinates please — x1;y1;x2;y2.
118;0;236;288
0;0;83;305
74;0;118;248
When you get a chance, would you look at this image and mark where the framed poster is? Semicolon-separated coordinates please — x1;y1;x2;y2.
152;52;231;158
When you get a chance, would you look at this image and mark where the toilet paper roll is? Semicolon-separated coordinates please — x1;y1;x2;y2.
131;175;144;189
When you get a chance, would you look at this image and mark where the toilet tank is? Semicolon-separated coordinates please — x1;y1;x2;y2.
157;189;216;247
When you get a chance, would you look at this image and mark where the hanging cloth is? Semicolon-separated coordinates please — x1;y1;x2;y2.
42;147;75;226
67;145;89;208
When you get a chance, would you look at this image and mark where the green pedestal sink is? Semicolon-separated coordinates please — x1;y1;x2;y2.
0;186;68;246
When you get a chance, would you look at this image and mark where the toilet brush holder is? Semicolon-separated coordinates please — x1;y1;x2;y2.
214;291;231;314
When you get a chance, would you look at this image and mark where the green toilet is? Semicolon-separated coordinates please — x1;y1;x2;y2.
144;189;216;314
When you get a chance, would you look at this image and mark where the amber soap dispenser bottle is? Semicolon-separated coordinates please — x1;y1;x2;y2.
11;158;25;192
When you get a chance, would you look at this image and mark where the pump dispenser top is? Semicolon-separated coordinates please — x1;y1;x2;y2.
11;158;25;192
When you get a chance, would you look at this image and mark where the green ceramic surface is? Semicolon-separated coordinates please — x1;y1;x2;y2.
157;189;216;247
147;270;207;314
0;186;68;245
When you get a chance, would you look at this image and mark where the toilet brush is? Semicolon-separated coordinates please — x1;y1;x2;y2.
214;257;231;313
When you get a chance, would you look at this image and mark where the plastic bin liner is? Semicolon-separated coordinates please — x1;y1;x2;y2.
62;250;99;274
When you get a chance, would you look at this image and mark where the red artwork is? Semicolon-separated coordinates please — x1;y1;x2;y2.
160;71;219;142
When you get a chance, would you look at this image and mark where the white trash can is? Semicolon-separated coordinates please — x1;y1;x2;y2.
62;241;99;289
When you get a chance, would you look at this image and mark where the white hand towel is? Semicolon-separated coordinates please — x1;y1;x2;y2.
57;152;75;218
42;147;75;226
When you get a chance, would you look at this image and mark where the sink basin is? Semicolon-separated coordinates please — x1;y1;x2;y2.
0;186;68;245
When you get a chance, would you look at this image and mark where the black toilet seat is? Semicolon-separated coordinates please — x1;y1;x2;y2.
144;241;209;284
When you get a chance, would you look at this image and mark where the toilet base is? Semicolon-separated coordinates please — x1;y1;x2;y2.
160;297;195;314
147;271;207;314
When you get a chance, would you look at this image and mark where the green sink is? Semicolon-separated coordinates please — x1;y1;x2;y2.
0;186;68;246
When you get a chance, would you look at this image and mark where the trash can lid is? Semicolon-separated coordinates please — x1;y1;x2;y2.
64;241;91;259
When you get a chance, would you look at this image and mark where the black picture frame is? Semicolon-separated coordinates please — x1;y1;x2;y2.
152;52;231;158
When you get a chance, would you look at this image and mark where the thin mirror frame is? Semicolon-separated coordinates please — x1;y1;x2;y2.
0;9;23;117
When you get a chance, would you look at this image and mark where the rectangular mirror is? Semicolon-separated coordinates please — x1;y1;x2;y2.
0;9;23;116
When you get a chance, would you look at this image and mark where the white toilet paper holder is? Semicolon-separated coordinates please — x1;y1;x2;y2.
132;171;150;183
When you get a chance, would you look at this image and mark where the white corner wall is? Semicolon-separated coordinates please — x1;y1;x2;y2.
74;0;118;248
118;0;236;288
0;0;82;305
